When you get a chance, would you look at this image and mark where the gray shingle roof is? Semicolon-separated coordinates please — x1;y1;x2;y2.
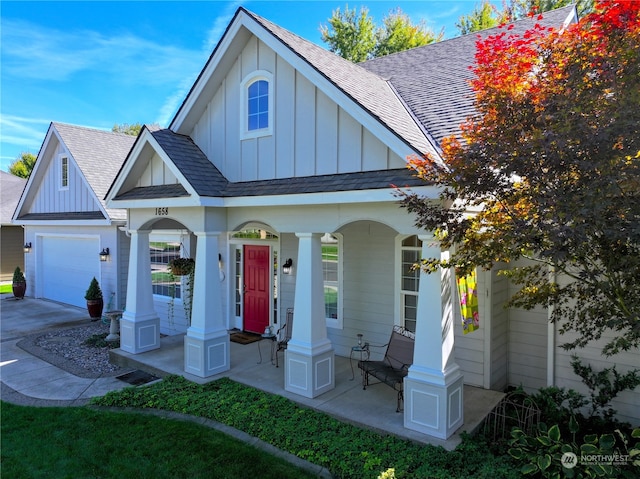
1;171;27;224
244;9;439;159
117;7;576;203
115;129;424;200
53;122;135;220
150;129;227;196
360;6;577;144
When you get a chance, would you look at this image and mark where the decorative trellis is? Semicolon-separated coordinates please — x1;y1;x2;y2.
483;390;541;441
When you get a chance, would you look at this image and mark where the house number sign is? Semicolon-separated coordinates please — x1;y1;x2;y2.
155;207;169;216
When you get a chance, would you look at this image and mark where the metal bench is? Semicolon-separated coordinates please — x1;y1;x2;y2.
357;325;415;412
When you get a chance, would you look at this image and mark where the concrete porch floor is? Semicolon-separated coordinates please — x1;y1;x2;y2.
110;333;505;450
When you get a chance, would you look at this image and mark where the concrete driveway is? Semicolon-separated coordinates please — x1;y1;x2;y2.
0;294;129;406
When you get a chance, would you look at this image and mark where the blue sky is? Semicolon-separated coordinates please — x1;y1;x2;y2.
1;0;480;172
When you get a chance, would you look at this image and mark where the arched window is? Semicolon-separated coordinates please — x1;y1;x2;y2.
241;71;273;139
248;80;268;131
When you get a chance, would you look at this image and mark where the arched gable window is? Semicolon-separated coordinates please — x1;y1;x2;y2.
241;71;273;139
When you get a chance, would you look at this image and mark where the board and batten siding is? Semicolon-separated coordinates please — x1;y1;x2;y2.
190;36;406;183
136;151;178;188
29;143;101;214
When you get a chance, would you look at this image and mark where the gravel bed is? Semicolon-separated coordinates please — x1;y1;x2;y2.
16;322;131;378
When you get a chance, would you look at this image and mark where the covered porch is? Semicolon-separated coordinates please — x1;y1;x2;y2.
110;333;505;451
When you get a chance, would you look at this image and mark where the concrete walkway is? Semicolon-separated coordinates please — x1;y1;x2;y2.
1;295;130;406
1;294;505;452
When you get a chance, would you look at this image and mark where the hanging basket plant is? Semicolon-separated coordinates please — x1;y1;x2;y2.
168;257;195;276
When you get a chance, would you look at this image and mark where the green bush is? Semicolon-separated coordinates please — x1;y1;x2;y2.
84;277;103;300
12;267;25;283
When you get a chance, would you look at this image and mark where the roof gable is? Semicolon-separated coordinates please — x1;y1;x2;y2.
170;7;438;160
14;122;134;223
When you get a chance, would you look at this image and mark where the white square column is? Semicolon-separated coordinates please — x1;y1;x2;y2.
285;233;335;398
120;229;161;354
404;237;464;439
184;232;230;378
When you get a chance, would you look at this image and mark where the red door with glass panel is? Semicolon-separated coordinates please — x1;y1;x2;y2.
243;245;270;333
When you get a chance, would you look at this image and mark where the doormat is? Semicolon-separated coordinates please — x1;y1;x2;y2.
230;332;262;345
116;370;160;386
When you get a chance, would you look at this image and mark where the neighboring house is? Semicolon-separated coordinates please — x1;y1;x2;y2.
104;5;638;440
0;171;27;281
13;122;135;311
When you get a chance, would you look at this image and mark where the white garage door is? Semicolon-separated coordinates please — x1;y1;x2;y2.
41;236;100;308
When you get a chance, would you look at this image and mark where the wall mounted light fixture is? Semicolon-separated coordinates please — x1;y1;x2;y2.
99;247;110;262
282;258;293;274
23;242;32;253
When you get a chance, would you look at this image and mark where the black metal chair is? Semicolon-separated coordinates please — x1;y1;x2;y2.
275;308;293;367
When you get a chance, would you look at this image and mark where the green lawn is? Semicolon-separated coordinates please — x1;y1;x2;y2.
0;283;12;294
1;402;319;479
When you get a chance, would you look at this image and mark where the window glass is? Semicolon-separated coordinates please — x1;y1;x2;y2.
248;80;268;131
400;235;422;332
61;157;68;188
322;234;339;320
150;241;181;299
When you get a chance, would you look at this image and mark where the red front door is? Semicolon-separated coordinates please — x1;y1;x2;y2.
243;245;270;333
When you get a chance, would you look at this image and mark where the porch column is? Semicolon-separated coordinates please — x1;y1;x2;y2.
404;235;464;439
285;232;335;398
184;232;230;378
120;229;160;354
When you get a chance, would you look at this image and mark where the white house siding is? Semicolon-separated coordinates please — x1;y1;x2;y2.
554;322;640;427
137;152;178;188
327;221;397;359
452;269;488;388
29;143;102;214
489;268;509;391
189;36;406;183
507;306;548;392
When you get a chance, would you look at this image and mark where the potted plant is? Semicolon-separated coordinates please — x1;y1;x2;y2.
85;277;104;320
12;266;26;299
168;257;195;276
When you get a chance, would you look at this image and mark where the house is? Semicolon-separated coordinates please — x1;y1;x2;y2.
13;122;135;311
1;171;27;281
104;5;638;440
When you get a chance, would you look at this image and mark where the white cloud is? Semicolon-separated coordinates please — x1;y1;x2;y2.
0;115;50;149
156;2;241;127
1;19;203;87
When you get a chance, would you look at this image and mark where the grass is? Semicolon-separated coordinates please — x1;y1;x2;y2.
0;283;12;294
91;375;520;479
1;402;319;479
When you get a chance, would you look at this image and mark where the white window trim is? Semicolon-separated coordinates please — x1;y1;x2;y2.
240;70;273;140
324;233;343;330
395;235;422;331
59;155;69;190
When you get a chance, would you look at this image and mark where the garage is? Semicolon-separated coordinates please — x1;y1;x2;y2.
40;236;101;308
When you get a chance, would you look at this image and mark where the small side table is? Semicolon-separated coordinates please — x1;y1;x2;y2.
258;333;277;364
350;343;370;380
104;310;123;342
